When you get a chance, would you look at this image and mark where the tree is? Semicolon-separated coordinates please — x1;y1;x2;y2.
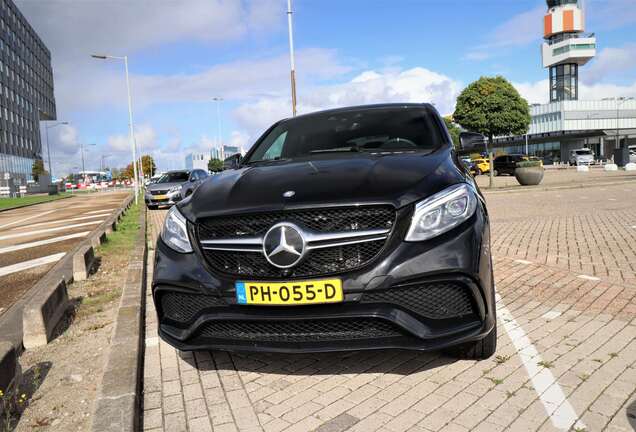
122;162;135;180
208;158;224;173
443;116;461;149
31;159;48;182
453;76;530;187
140;155;156;177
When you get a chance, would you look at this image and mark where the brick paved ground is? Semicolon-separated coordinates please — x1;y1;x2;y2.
141;180;636;432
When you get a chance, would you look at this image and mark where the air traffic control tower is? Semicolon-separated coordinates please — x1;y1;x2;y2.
542;0;596;102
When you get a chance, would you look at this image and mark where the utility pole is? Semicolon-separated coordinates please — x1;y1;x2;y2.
80;142;85;184
212;97;223;154
43;121;68;179
287;0;297;116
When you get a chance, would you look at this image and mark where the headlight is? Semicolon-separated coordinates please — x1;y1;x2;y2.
405;183;477;242
161;206;193;253
169;185;181;193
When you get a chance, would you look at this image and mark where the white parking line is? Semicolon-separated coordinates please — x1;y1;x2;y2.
0;221;103;241
577;274;601;281
514;259;533;265
0;232;90;254
0;209;56;230
26;214;108;229
497;293;585;430
0;252;66;277
541;310;562;321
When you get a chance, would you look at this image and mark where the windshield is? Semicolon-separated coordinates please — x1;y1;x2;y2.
245;108;445;164
575;150;592;155
157;172;189;183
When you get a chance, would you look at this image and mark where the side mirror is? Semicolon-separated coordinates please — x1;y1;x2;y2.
223;153;242;170
459;132;487;150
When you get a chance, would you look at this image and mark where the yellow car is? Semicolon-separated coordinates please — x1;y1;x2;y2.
470;158;490;175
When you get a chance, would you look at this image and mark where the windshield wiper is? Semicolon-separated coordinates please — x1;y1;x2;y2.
310;146;360;154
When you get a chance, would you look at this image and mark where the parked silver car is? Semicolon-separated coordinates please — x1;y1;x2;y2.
180;169;209;199
144;170;191;209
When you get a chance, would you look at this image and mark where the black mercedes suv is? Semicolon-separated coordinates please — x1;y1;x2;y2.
153;103;497;359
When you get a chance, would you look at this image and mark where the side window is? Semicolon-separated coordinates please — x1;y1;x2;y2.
199;170;208;178
263;131;288;160
189;172;198;181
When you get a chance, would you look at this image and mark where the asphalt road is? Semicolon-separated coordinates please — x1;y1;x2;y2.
0;190;131;315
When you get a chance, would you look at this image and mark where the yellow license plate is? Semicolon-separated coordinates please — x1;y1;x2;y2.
236;279;343;305
154;194;167;200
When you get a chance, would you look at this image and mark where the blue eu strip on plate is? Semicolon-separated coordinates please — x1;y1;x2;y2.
235;282;247;304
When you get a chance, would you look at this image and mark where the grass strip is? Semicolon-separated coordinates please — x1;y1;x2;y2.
0;193;73;211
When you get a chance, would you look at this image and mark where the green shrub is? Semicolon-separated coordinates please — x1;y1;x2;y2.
516;160;542;168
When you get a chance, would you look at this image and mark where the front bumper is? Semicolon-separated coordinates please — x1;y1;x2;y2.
152;206;495;353
145;191;181;207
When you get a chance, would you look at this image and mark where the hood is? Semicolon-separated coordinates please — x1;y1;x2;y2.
147;181;185;192
179;149;465;221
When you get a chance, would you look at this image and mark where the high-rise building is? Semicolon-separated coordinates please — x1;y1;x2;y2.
541;0;596;102
0;0;57;182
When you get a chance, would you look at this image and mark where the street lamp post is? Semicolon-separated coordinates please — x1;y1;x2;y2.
80;143;96;184
91;54;141;203
43;121;68;179
287;0;298;116
212;97;223;156
100;154;111;172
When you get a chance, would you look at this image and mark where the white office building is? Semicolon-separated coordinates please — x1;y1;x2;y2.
185;152;210;171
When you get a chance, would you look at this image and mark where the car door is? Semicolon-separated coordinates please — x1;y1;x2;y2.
184;171;198;196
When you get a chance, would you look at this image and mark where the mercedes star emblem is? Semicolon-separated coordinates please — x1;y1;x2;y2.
283;190;295;198
263;222;306;268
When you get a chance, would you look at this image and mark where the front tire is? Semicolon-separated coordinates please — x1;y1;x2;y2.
147;205;157;210
447;324;497;360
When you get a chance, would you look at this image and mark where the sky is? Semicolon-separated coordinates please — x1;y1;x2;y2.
14;0;636;176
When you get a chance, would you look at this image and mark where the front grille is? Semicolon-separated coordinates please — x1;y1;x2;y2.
197;206;395;278
361;282;476;319
198;206;395;239
196;318;403;342
160;292;226;323
201;239;385;278
150;189;168;195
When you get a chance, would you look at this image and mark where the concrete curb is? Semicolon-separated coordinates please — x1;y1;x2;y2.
19;193;135;349
22;278;69;349
0;341;21;415
73;244;96;281
91;205;146;432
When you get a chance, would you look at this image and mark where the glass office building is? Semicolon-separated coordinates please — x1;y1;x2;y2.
0;0;56;182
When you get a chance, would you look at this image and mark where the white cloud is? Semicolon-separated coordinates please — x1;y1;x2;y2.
15;0;282;64
232;66;464;147
54;48;350;112
584;44;636;84
107;124;158;154
465;5;544;61
512;78;636;106
513;79;550;105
